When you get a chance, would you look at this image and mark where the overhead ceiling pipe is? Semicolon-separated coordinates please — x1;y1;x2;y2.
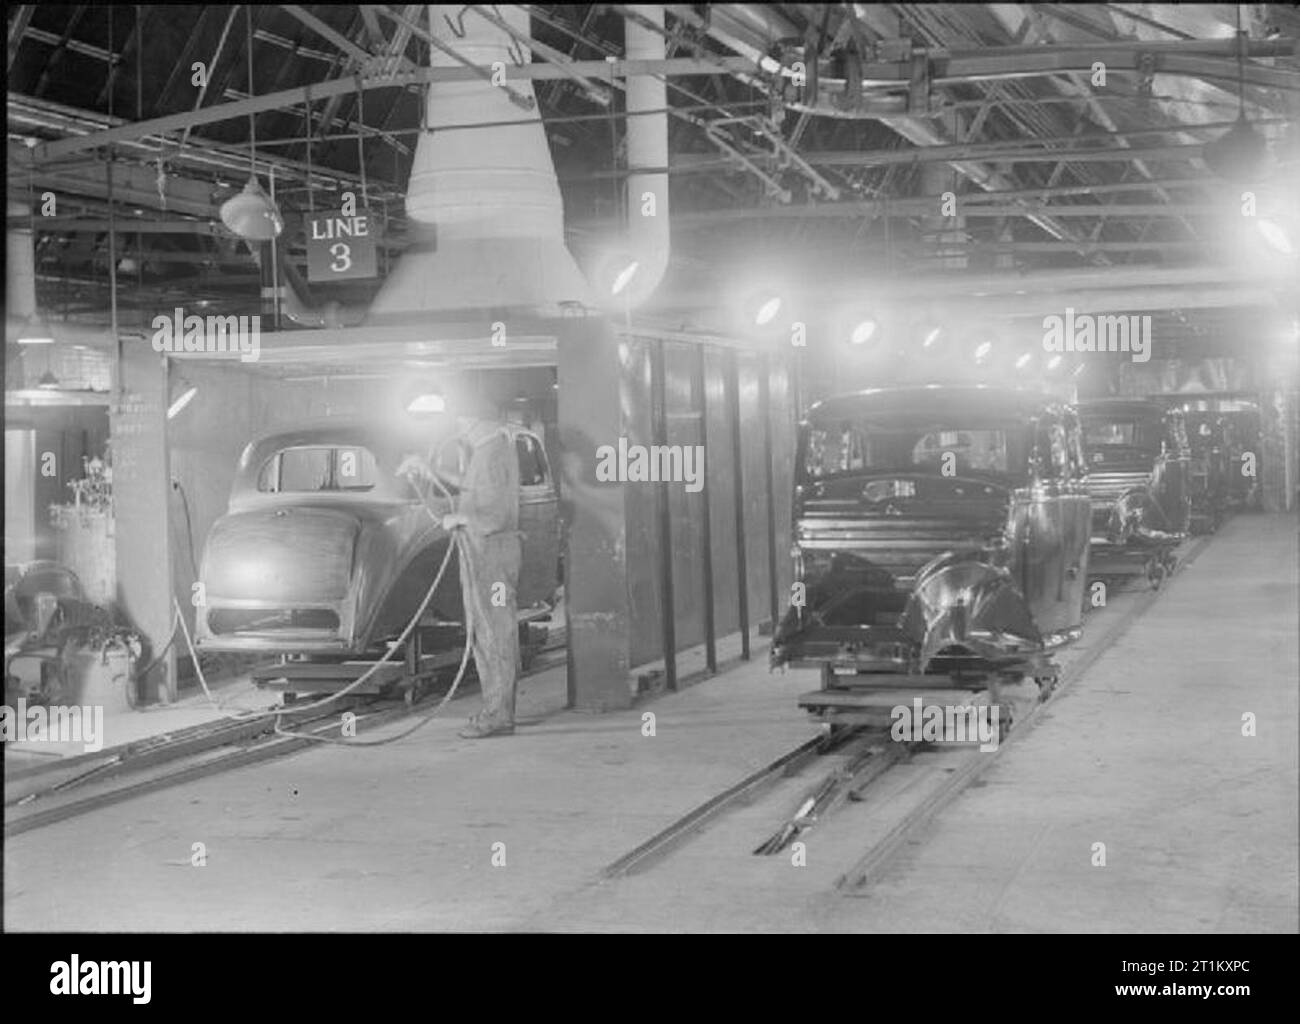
602;4;670;310
368;5;593;322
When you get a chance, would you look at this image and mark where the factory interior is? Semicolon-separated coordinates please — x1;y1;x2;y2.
3;2;1298;950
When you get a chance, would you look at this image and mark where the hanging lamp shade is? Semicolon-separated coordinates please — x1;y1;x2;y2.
219;176;283;241
1203;113;1270;183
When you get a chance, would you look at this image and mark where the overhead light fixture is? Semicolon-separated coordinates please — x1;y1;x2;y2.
1046;354;1063;371
219;5;282;243
167;378;198;419
1204;116;1270;182
974;341;992;361
754;296;782;326
850;319;879;346
922;326;942;347
219;176;283;241
1257;219;1295;255
1015;352;1033;370
407;391;447;414
759;55;782;75
610;260;640;296
16;313;55;345
1203;15;1271;182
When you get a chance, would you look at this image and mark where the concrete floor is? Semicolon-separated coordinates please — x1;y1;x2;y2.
5;514;1296;932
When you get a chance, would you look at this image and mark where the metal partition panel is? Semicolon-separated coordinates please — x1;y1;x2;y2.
705;348;740;640
619;331;795;677
623;335;662;669
664;341;707;660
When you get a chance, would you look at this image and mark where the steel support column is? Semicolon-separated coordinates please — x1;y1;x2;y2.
112;343;176;702
558;316;632;710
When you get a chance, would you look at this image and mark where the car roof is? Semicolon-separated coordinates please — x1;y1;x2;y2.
243;418;532;456
805;384;1062;424
230;419;534;502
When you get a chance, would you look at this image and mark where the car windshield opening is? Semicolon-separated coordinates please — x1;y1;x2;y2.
801;418;1029;481
1081;418;1162;452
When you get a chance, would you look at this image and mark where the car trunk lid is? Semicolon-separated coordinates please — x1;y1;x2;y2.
202;505;360;604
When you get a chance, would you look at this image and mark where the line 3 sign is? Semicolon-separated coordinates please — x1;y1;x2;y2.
306;212;378;281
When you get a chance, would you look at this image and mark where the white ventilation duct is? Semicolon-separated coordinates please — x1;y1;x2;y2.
368;5;594;322
610;4;671;309
4;201;106;345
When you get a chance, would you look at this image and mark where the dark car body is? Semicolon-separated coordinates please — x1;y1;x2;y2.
193;420;559;656
1220;403;1263;510
1077;399;1190;577
771;385;1090;687
1182;410;1233;532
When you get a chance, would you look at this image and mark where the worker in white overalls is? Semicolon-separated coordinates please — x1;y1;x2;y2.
400;406;522;739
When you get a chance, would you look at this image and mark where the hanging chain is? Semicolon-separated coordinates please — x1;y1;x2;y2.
355;75;368;209
246;4;256;175
304;87;314;213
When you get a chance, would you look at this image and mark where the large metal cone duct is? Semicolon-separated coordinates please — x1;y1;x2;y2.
368;5;593;322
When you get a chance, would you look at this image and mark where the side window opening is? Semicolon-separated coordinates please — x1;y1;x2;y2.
256;446;378;493
516;435;548;487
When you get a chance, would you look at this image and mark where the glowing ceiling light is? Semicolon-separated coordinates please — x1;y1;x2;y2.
850;319;879;346
1047;354;1063;371
922;326;942;347
759;55;782;74
1257;219;1295;256
167;380;198;419
754;296;782;326
610;260;640;296
407;392;447;414
1015;352;1033;370
974;341;992;361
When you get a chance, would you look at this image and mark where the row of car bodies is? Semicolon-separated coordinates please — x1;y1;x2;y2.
771;385;1212;705
191;386;1255;703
